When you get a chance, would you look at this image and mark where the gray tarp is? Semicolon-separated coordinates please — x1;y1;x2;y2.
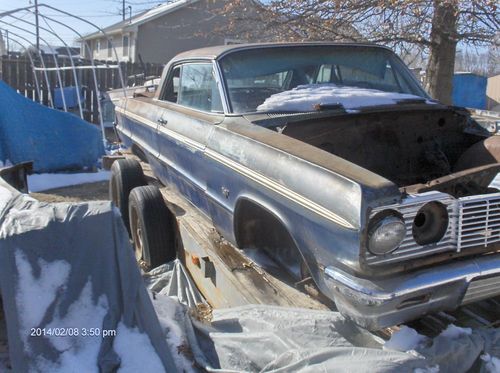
0;179;176;372
149;262;500;373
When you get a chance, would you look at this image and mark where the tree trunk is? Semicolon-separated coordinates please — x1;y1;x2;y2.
425;0;459;105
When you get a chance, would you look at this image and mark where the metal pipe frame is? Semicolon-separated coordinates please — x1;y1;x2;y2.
0;19;68;111
9;13;84;118
0;26;54;108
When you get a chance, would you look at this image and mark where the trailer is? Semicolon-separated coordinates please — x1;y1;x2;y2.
108;153;499;338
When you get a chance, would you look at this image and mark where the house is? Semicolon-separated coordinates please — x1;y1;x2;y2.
79;0;255;64
486;74;500;112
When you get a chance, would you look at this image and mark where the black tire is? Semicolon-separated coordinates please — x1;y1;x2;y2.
109;159;147;234
128;185;176;270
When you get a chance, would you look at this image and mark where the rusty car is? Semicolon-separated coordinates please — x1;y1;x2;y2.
112;43;500;330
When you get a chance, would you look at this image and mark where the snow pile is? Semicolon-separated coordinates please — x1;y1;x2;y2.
113;323;165;372
384;325;428;352
257;84;431;112
28;170;110;192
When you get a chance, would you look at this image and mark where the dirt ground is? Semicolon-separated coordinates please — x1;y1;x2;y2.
30;181;110;203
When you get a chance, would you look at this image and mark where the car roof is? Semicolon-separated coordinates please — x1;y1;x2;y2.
171;42;392;62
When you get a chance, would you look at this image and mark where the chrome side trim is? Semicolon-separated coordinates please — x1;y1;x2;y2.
205;149;354;229
115;106;205;151
115;107;355;230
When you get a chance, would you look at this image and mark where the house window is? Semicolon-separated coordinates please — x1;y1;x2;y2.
107;38;113;59
123;35;129;57
96;39;101;55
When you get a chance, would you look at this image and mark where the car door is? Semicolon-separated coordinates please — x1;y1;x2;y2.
153;62;224;216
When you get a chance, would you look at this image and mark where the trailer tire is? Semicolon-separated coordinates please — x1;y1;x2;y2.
109;159;146;235
129;185;176;270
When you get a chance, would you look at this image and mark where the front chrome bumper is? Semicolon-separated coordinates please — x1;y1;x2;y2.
324;253;500;330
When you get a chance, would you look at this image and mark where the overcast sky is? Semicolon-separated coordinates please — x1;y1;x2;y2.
0;0;164;48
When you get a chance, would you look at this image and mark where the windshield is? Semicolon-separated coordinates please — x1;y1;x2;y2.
219;45;428;113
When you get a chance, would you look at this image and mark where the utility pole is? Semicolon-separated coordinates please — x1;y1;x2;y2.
5;30;9;55
122;0;126;21
35;0;40;50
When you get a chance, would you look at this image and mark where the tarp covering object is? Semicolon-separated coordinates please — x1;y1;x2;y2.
0;80;103;172
150;261;500;373
0;179;176;372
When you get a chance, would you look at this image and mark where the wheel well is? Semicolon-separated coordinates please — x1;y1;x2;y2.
234;199;303;273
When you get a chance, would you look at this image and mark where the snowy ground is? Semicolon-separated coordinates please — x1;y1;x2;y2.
28;170;110;193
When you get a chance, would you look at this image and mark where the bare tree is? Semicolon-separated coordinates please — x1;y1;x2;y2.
220;0;499;104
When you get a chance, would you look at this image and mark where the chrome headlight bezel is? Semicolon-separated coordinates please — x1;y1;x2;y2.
367;211;406;256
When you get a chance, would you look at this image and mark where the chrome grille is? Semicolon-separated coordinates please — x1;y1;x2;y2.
458;195;500;250
462;275;500;304
366;192;457;265
366;192;500;265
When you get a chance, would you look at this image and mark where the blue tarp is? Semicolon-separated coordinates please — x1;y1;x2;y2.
53;86;85;109
0;80;103;172
452;73;487;110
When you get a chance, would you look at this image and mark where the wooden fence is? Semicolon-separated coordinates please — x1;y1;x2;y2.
0;56;164;124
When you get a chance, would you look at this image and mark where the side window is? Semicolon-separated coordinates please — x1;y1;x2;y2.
178;64;223;112
163;67;180;103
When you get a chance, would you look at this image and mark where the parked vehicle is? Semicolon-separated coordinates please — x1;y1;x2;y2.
112;43;500;330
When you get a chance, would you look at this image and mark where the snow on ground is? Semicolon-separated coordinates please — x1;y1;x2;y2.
28;170;110;192
113;322;165;373
383;325;428;352
15;250;71;344
257;84;433;112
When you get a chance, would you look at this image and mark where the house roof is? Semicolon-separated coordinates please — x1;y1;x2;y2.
79;0;200;40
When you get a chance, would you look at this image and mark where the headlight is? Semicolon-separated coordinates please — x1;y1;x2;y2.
367;212;406;255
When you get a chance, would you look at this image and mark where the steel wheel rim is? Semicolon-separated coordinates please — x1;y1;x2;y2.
130;208;143;261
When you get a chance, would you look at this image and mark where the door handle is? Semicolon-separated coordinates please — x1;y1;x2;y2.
157;118;168;125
